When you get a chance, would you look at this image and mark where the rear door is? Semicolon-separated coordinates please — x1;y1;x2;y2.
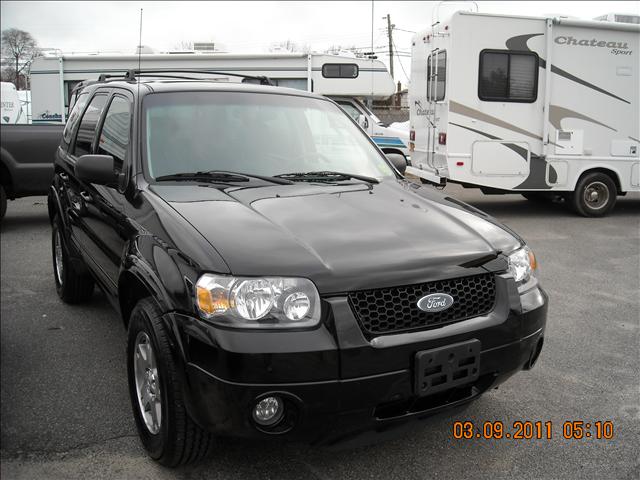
63;90;109;265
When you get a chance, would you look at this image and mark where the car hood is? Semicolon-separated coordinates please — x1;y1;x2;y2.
151;180;520;293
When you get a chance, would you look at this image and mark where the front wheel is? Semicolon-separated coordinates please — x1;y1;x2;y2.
127;298;213;466
571;173;617;217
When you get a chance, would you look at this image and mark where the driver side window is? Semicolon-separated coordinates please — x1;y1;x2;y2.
97;96;132;172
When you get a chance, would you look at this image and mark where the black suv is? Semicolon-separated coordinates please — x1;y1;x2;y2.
49;71;548;466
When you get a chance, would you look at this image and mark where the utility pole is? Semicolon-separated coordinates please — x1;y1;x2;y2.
384;14;395;79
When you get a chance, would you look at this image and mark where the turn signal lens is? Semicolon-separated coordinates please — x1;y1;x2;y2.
528;249;537;270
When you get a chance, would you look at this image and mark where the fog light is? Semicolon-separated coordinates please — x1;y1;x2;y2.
253;396;284;426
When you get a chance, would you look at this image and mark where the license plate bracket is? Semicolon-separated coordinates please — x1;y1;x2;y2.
415;340;481;397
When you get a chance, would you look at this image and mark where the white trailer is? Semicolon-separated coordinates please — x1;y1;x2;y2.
407;11;639;216
29;53;410;160
1;82;27;124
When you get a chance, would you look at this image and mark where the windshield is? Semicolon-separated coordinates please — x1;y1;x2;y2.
143;91;395;180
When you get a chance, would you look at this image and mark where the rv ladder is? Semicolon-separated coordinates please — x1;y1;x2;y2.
426;48;440;171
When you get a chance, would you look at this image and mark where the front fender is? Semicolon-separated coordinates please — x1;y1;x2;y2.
119;234;201;321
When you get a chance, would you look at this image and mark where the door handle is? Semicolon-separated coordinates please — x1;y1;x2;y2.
80;191;93;203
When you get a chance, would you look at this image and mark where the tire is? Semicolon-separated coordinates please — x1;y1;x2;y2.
52;216;94;303
0;185;6;221
127;298;213;467
571;172;617;217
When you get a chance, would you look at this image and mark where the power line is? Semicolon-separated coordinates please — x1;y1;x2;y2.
391;35;410;84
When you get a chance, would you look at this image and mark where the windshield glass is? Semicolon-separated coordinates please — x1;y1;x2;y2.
143;91;394;180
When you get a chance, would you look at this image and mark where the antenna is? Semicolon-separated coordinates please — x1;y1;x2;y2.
137;8;143;95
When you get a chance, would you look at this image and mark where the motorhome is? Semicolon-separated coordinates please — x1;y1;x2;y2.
29;53;410;160
1;82;27;124
407;11;639;216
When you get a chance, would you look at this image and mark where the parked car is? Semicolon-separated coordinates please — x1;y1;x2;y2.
0;123;63;220
49;71;548;467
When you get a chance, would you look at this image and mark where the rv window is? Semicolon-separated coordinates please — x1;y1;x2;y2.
73;94;108;157
322;64;359;78
427;51;446;101
479;50;538;102
97;96;132;171
62;92;89;148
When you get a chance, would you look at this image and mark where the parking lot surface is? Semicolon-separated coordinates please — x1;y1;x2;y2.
1;185;639;480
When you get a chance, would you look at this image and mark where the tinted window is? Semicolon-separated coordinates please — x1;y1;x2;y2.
74;94;108;156
427;51;446;101
479;50;538;102
97;96;132;171
322;64;359;78
62;92;89;148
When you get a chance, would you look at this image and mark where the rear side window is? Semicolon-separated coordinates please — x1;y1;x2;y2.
479;50;538;102
97;96;132;172
73;94;108;157
322;64;359;78
427;51;446;101
62;92;89;148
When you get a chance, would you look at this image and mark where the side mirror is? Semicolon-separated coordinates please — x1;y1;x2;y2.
357;114;369;130
385;153;408;175
75;154;118;186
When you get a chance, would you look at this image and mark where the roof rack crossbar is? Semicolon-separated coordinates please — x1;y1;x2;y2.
123;69;274;86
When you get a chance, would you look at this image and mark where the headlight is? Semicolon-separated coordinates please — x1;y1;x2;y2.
507;246;537;285
195;274;321;328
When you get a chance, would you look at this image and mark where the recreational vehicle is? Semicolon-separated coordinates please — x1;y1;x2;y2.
1;82;27;124
29;53;410;160
408;11;639;216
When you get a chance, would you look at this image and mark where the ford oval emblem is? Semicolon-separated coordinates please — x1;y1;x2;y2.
417;293;454;312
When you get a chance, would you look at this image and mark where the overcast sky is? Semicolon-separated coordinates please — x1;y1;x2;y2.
2;1;639;84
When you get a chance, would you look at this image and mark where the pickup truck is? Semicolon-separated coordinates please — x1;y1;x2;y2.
0;124;63;220
49;71;548;467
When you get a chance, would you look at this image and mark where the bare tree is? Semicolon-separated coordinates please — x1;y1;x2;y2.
1;28;40;89
173;40;194;51
325;44;363;57
269;39;311;54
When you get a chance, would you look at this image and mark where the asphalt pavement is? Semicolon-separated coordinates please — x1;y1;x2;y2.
1;186;639;480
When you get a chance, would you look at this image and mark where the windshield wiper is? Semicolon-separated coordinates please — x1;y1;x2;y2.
207;170;293;185
274;171;379;184
155;170;293;185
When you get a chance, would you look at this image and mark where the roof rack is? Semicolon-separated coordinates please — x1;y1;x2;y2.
116;69;274;86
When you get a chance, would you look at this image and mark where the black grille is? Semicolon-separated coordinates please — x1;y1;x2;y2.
348;274;496;336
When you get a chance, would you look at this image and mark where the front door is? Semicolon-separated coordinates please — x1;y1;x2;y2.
69;90;133;294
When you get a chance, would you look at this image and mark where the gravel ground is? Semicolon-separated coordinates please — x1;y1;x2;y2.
1;185;639;480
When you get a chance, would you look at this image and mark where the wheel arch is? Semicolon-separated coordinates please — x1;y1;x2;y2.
118;267;171;329
0;152;14;198
572;166;623;194
380;147;407;158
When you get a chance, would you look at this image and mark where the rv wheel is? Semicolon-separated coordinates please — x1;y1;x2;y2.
571;172;617;217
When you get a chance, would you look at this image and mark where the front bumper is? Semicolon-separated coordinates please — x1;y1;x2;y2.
168;274;548;445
